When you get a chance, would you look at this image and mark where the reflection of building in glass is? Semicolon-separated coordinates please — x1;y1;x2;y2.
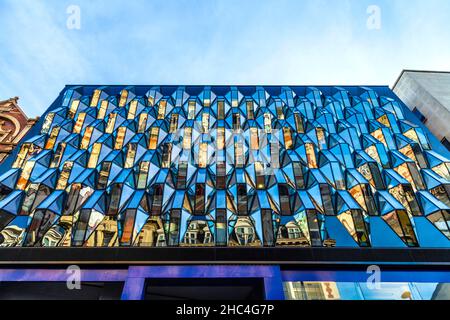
229;217;261;246
182;220;214;246
0;225;25;247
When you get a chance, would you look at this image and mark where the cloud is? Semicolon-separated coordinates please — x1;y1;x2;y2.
0;0;449;116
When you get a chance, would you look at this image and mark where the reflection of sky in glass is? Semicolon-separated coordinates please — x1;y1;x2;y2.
315;282;444;300
412;283;440;300
358;282;413;300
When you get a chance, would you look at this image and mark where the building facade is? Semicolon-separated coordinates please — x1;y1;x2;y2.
393;70;450;151
0;85;449;300
0;97;38;163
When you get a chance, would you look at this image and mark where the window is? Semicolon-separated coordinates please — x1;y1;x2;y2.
276;105;285;119
350;184;377;216
41;113;54;134
169;114;179;133
168;209;181;246
105;113;117;133
119;89;128;107
270;141;279;168
152;184;164;214
185;231;197;244
283;127;293;150
250;128;259;150
255;161;265;189
293;162;305;189
13;143;33;168
237;184;247;214
427;210;450;239
68;100;80;119
98;162;112;189
125;143;137;168
98;100;108;119
246;101;254;120
157;100;167;119
383;210;418;247
232;113;240;131
183;127;192;149
177;161;188;189
194;184;205;214
147;94;155;106
288;227;302;239
371;128;387;148
137;161;149;189
80;127;94;149
235;140;244;168
305;143;317;168
138;113;148;133
88;143;101;168
127;100;137;119
73;113;86;134
115;127;126;150
161;143;172;168
203;96;211;107
233;217;256;245
294;113;304;133
188;101;196;120
279;184;290;215
45;127;60;149
121;209;137;245
262;209;274;246
217;127;225;150
56;162;73;190
91;89;101;107
316;127;326;150
202;113;209;133
217;100;225;120
16;161;34;190
107;184;122;216
352;210;370;247
148;127;159;150
357;162;384;189
216;161;226;189
307;210;322;246
319;184;333;215
216;209;227;246
199;142;208;168
264;113;272;133
50;143;66;168
377;114;391;128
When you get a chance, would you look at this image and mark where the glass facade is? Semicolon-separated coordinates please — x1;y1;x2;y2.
0;85;449;249
283;281;450;300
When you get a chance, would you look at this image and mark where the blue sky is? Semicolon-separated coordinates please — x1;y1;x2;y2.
1;0;450;116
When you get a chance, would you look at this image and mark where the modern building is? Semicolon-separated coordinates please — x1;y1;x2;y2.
393;70;450;151
0;85;449;300
0;97;38;163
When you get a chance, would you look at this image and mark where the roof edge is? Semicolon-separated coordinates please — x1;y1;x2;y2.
393;69;450;89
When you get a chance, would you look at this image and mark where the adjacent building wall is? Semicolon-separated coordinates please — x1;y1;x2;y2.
393;70;450;149
0;97;38;163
